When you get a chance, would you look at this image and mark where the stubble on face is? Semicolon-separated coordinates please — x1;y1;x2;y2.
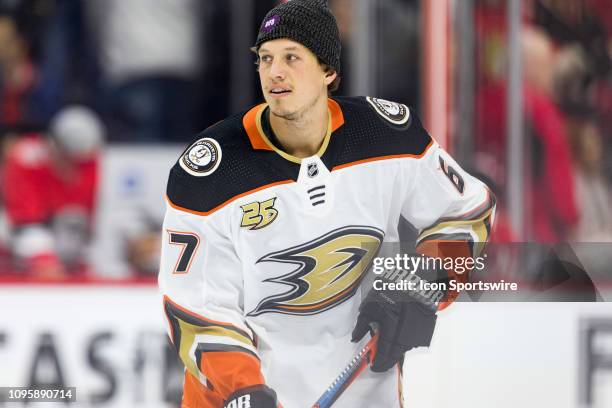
257;39;331;124
269;89;324;122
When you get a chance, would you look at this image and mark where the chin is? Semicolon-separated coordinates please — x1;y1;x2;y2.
269;104;299;121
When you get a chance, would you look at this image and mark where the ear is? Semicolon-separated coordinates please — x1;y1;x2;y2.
324;70;337;86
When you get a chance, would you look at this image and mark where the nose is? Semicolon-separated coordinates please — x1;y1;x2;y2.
268;58;286;81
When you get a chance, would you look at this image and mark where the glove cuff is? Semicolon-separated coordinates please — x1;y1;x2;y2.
224;384;278;408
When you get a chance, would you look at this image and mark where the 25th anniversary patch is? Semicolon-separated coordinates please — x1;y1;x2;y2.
179;138;222;176
366;96;410;126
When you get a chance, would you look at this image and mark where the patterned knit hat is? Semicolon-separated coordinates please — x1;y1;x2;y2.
254;0;341;74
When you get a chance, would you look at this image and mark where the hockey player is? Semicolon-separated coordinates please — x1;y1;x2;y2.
159;1;495;407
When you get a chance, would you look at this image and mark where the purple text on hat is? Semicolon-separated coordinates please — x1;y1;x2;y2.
262;15;280;33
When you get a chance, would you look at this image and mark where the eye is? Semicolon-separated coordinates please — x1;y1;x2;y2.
286;54;299;62
260;55;272;63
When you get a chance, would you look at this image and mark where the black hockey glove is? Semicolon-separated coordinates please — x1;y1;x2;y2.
223;385;278;408
352;276;439;372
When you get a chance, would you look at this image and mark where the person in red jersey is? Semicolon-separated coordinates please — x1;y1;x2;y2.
2;105;104;279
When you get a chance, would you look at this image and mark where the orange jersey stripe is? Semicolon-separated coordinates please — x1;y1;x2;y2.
242;99;345;151
332;139;434;171
165;179;294;217
181;352;265;407
243;103;271;151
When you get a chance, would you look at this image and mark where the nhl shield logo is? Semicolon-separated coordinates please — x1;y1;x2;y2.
180;138;222;177
366;96;410;126
307;163;319;178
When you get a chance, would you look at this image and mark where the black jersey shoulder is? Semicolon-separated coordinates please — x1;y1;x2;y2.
166;110;293;214
331;96;433;167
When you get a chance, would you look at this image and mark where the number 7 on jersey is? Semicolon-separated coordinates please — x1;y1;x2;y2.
166;230;200;274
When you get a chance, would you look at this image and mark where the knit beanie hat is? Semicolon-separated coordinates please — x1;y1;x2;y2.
254;0;341;74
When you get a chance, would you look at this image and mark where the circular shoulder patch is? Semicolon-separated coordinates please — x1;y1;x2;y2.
179;138;222;177
366;97;410;126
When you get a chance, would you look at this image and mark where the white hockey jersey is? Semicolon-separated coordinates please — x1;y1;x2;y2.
159;97;495;408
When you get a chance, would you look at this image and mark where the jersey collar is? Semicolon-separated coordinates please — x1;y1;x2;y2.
242;98;345;163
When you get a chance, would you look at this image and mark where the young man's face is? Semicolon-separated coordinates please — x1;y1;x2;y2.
257;38;336;121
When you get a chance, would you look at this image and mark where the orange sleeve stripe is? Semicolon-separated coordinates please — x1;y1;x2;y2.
182;354;266;407
182;371;222;408
200;351;265;401
416;240;473;311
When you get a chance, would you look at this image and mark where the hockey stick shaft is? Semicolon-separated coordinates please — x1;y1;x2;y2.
311;333;379;408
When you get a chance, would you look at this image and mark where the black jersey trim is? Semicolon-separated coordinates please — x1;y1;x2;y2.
194;344;260;370
332;139;434;171
167;97;433;216
165;178;294;217
166;141;435;217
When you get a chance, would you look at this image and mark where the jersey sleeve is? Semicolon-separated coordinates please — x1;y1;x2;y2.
159;199;265;405
400;140;496;308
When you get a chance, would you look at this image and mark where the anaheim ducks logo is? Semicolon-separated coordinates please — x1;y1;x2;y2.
366;96;410;126
179;137;222;177
248;226;384;316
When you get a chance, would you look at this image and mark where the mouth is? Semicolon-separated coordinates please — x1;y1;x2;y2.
269;87;292;97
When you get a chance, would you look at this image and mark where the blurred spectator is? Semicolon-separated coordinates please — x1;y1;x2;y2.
0;1;102;125
475;22;579;242
566;118;612;241
533;0;612;185
123;213;161;278
549;18;612;242
522;28;579;242
1;105;104;279
533;0;611;77
0;12;37;125
85;0;202;142
33;0;102;123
